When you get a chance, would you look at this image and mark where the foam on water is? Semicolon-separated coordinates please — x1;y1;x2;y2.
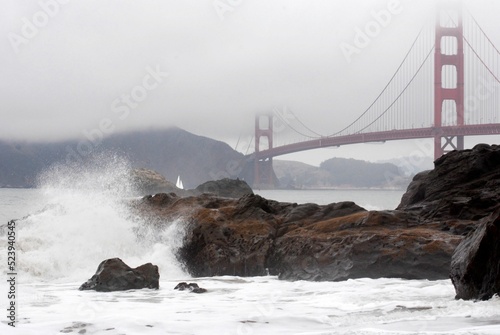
8;153;187;282
2;277;500;334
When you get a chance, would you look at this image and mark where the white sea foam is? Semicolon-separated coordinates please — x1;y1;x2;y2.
5;153;187;283
2;277;500;334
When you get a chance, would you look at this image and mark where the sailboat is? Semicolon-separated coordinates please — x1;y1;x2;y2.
176;175;184;189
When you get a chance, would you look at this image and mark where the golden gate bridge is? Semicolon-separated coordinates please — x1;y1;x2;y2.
249;1;500;187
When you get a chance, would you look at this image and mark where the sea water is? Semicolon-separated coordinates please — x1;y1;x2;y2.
1;156;500;334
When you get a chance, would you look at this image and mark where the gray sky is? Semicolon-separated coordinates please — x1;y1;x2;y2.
2;0;500;166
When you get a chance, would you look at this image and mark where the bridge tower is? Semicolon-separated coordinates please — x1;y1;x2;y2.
254;114;274;188
434;0;465;159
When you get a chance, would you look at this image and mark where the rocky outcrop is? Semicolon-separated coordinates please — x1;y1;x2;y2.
131;168;252;199
79;258;159;292
132;144;500;283
450;209;500;300
397;144;500;221
130;168;184;196
195;178;253;198
134;193;461;281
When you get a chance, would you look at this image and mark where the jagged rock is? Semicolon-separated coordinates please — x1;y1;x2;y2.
195;178;253;198
136;193;460;280
174;282;207;293
450;209;500;300
398;144;500;221
131;145;500;282
79;258;159;292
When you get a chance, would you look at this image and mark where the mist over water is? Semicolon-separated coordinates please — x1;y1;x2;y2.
8;153;187;283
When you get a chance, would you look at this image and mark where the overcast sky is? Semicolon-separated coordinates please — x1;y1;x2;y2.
2;0;500;165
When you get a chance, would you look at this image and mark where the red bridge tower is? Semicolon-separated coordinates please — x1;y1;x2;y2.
254;114;274;188
434;0;465;159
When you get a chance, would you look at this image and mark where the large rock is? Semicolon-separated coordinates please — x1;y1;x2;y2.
79;258;159;292
398;144;500;221
450;209;500;300
134;194;461;280
195;178;253;198
131;144;500;282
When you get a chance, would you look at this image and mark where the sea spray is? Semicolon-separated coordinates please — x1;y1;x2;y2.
11;152;188;283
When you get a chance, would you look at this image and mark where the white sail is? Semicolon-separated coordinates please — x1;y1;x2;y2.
176;175;184;189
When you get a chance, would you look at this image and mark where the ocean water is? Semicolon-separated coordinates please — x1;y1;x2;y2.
1;157;500;334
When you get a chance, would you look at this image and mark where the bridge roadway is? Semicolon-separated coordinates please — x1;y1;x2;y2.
253;124;500;159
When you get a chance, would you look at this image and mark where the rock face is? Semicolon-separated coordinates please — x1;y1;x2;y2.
132;144;500;283
450;209;500;300
398;144;500;221
79;258;159;292
268;210;461;281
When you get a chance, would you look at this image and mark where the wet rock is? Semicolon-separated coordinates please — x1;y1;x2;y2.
268;210;461;281
450;209;500;300
174;282;207;293
131;145;500;282
179;195;280;277
138;192;454;280
79;258;159;292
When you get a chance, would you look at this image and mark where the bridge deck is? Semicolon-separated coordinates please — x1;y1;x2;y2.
253;124;500;159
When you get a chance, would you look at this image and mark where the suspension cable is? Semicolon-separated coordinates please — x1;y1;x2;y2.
354;44;435;134
325;23;430;137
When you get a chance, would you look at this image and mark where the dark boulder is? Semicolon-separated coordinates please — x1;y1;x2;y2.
174;282;207;293
450;209;500;300
195;178;253;198
79;258;159;292
398;144;500;221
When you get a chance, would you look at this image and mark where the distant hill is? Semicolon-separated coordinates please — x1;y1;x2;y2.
274;157;411;189
378;156;434;177
0;127;251;188
0;128;417;190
